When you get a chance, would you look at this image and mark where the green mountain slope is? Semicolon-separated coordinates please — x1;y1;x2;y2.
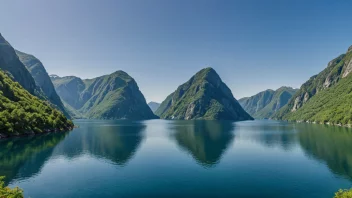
155;67;253;121
239;87;297;119
0;33;38;95
51;71;157;120
273;45;352;125
0;70;73;138
238;89;275;116
15;50;69;117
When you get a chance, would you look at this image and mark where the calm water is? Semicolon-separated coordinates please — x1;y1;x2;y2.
1;120;352;198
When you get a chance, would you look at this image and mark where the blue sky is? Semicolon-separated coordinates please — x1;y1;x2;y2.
1;0;352;102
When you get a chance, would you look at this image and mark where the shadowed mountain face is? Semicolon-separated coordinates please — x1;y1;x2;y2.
0;132;69;184
15;50;69;117
51;71;158;120
239;87;297;119
53;120;146;165
156;67;253;121
169;120;235;167
0;33;38;95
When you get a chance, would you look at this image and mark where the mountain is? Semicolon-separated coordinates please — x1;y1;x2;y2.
239;87;298;119
0;33;38;95
148;102;160;112
155;67;253;121
15;50;69;117
0;70;73;138
238;89;274;116
273;45;352;125
51;71;158;120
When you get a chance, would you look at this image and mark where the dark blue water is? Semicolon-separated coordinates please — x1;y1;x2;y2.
1;120;351;198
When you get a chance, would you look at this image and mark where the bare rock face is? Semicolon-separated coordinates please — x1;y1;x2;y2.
323;75;332;88
343;58;352;78
303;92;310;103
292;96;301;112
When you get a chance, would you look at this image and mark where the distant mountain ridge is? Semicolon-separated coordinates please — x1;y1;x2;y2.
239;87;298;119
51;71;157;120
273;45;352;126
155;67;253;121
148;102;160;112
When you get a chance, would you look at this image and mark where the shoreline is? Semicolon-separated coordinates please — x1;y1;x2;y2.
271;118;352;128
0;125;76;140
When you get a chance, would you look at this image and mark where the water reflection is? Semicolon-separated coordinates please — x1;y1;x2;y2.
0;132;68;184
297;124;352;180
170;120;234;167
235;121;297;150
54;120;146;165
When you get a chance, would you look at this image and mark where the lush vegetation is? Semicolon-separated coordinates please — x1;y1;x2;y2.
273;47;352;123
278;74;352;125
51;71;157;120
274;47;352;125
0;176;23;198
156;67;252;121
0;70;73;136
334;189;352;198
239;86;297;119
15;50;69;117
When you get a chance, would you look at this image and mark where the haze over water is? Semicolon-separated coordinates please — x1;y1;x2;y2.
1;120;351;198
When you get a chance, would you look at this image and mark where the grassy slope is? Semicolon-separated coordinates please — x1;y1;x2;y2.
274;47;352;125
281;73;352;125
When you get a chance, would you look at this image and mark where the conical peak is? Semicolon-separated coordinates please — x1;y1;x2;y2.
193;67;222;84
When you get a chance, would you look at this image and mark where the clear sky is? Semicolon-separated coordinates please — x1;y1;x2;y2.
1;0;352;102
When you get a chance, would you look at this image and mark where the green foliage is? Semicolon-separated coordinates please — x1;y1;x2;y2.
15;50;69;118
274;48;352;125
0;176;23;198
334;189;352;198
51;71;157;120
279;73;352;125
0;70;73;136
156;67;253;121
